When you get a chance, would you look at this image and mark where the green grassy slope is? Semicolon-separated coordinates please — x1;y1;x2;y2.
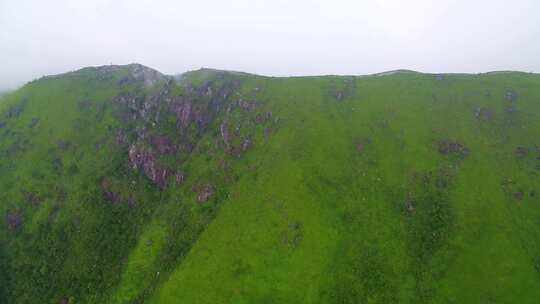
1;66;540;303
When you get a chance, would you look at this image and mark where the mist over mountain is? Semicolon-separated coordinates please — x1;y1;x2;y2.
2;0;540;91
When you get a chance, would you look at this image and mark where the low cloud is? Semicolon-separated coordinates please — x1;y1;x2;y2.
1;0;539;89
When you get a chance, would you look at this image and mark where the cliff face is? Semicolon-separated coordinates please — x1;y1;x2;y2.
111;67;272;191
1;66;540;304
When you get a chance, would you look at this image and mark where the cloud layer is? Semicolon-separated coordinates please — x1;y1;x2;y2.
1;0;539;89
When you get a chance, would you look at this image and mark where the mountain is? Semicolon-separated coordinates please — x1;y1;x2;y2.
1;64;540;303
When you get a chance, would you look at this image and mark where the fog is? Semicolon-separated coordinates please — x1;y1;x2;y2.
1;0;539;90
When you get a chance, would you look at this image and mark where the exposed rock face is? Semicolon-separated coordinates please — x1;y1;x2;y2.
171;102;193;129
128;144;170;189
150;135;176;155
219;122;255;157
220;122;231;148
115;129;129;146
126;140;170;189
113;93;145;121
116;75;244;191
111;72;260;190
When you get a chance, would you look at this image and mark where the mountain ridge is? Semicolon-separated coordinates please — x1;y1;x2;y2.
14;63;538;88
1;64;540;303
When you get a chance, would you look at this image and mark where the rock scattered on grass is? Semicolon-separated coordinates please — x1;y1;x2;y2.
195;184;214;203
6;210;23;231
515;147;529;158
281;221;303;248
474;107;493;121
438;140;469;157
238;99;256;112
505;91;517;102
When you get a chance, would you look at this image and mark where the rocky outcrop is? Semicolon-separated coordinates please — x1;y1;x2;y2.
241;137;252;152
220;122;231;148
515;147;529;157
474;107;494;121
150;135;176;155
175;171;185;185
4;98;28;119
115;129;129;146
111;72;260;190
29;118;39;128
255;112;272;124
171;102;193;129
505;91;517;102
194;184;214;203
504;90;519;115
128;143;170;189
6;210;23;231
24;191;41;206
57;140;71;151
237;99;256;112
438;140;469;157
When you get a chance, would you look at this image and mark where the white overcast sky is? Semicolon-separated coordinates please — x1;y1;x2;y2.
1;0;539;89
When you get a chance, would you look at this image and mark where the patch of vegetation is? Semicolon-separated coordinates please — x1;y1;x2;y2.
400;169;455;301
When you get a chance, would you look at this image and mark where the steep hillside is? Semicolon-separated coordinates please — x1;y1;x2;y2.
1;65;540;303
